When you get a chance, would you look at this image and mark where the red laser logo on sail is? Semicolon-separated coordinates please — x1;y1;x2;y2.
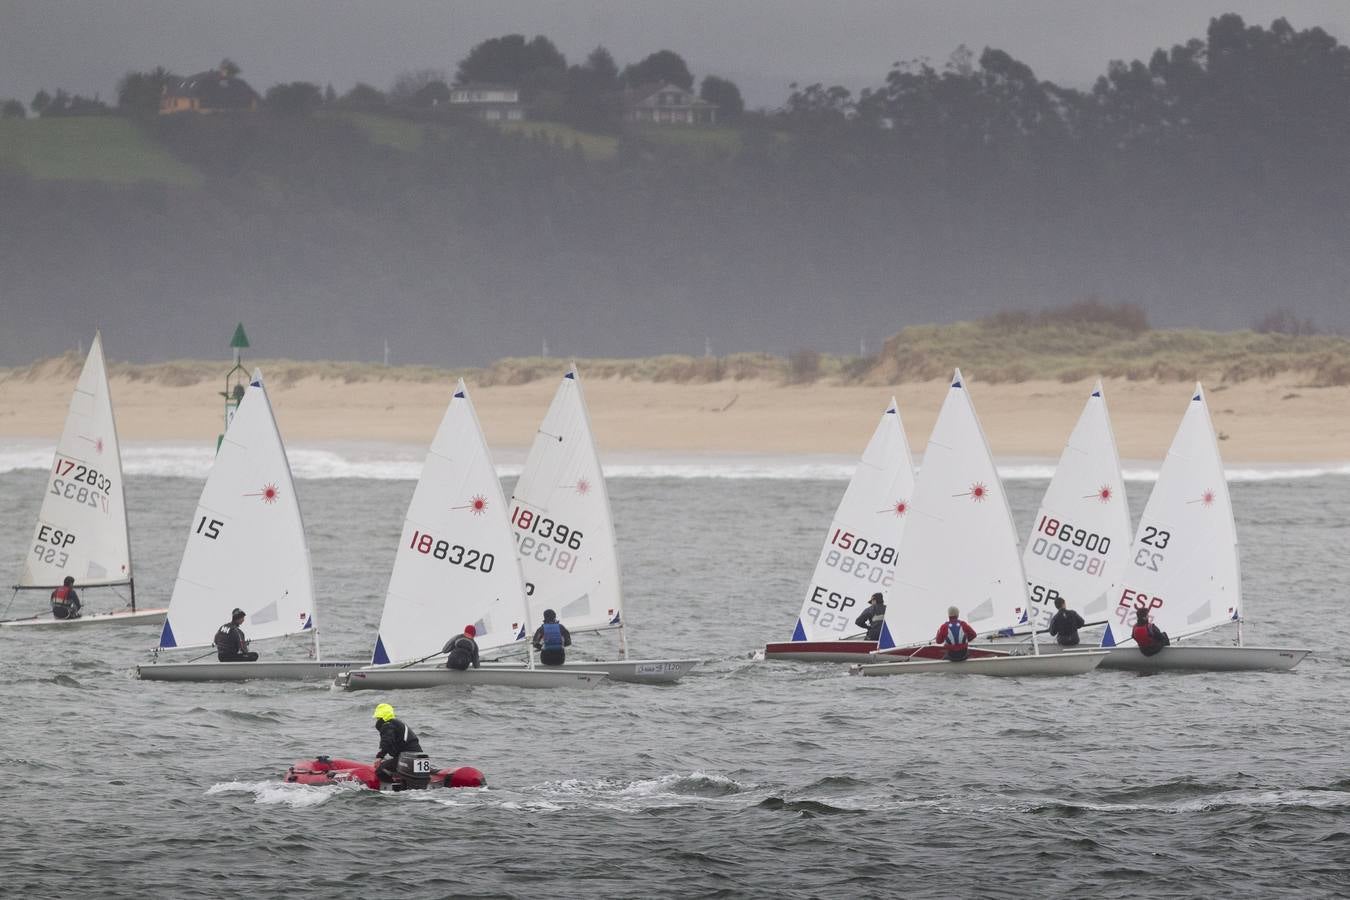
452;495;488;515
893;500;908;516
245;483;281;504
960;482;988;502
575;478;591;496
1201;489;1216;507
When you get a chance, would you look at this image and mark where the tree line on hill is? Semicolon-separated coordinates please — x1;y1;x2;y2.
1;14;1347;364
4;38;745;130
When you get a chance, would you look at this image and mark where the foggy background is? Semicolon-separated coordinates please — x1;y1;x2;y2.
2;3;1349;364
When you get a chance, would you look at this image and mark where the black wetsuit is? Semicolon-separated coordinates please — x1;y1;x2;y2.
532;621;572;666
1048;608;1086;646
50;585;82;620
214;621;259;662
442;634;480;670
855;602;887;641
375;717;424;781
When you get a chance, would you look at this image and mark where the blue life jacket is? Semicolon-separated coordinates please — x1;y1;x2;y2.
945;621;966;646
542;621;564;651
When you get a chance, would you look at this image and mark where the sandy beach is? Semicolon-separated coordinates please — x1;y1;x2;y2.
1;363;1345;463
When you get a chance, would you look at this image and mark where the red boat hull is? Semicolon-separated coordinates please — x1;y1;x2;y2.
763;640;879;662
284;756;485;791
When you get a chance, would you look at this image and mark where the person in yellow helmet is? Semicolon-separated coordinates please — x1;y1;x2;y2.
373;703;424;784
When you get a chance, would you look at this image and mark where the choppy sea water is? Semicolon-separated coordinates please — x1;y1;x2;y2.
0;446;1347;899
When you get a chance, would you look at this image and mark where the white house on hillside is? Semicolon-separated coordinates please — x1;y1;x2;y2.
623;82;717;125
449;83;525;121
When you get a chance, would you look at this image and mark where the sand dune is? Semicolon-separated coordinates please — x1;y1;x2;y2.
1;357;1345;462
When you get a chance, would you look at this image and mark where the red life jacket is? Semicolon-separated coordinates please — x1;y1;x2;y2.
51;585;73;607
1131;623;1154;647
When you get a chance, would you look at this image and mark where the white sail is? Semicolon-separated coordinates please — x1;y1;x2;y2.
878;370;1027;648
19;333;132;589
158;371;315;650
509;367;622;634
791;398;915;640
371;379;528;664
1102;384;1240;647
1022;381;1132;631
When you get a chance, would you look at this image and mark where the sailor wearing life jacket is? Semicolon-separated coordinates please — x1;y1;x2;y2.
373;703;424;783
1131;608;1170;657
936;606;977;661
50;576;82;620
855;592;886;641
532;608;572;666
214;608;260;662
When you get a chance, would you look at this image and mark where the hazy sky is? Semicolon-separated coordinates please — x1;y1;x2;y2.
3;1;1350;109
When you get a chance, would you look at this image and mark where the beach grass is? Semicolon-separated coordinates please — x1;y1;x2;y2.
494;120;619;160
0;117;202;186
6;322;1347;390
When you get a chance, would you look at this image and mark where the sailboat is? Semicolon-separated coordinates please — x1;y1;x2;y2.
338;379;606;690
489;366;697;683
762;398;918;662
1014;380;1133;644
1093;384;1309;672
136;371;360;680
856;371;1107;676
2;333;166;629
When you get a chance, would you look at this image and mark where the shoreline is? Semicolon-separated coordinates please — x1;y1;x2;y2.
2;370;1347;464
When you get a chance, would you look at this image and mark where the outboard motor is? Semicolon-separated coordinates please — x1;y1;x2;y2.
395;753;434;789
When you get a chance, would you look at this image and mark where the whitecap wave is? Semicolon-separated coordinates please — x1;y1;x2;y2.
2;440;1346;483
205;779;363;807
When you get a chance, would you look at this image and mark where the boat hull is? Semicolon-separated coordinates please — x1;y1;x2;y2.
762;640;878;663
866;645;1010;661
478;658;698;684
136;659;364;682
337;666;609;691
0;607;168;629
853;650;1109;677
283;757;485;791
1095;644;1309;672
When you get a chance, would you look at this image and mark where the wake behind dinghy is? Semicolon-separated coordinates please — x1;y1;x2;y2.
284;755;485;791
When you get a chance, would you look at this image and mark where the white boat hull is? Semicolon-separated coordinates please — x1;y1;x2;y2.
478;659;698;684
136;659;365;682
1;607;168;629
853;650;1109;677
1095;644;1309;672
337;666;610;691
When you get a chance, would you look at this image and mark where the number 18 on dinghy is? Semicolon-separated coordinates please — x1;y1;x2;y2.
336;379;609;691
1092;384;1310;672
2;333;166;629
135;371;361;681
855;371;1108;676
762;397;917;663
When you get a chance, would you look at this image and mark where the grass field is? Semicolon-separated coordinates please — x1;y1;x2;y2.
495;120;619;160
327;111;429;152
0;117;202;186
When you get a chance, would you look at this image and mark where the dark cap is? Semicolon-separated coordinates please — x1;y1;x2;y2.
231;607;246;619
63;576;75;585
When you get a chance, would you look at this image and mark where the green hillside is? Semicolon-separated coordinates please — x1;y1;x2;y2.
0;117;202;186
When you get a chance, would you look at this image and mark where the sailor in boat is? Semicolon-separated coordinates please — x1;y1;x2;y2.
373;703;424;785
1131;608;1171;657
1048;597;1086;647
442;624;481;671
532;609;571;666
214;608;259;662
854;592;887;641
936;606;977;661
50;576;82;620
